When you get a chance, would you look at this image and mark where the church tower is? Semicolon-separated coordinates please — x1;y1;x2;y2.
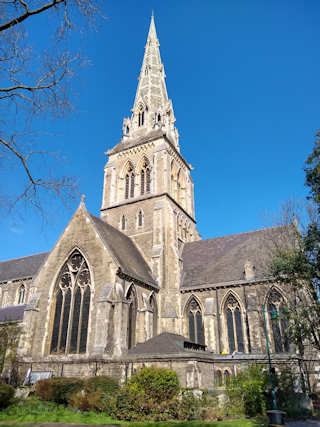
101;15;200;334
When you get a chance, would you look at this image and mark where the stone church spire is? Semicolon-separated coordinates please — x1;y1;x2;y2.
122;14;179;150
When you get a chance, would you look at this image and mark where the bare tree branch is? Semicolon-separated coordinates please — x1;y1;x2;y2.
0;0;65;32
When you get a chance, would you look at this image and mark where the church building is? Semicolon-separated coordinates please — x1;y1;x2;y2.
0;15;316;391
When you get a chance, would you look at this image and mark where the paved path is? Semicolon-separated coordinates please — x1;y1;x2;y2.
287;421;320;427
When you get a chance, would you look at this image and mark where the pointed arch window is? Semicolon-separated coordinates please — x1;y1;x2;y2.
138;105;145;127
125;164;135;199
50;251;91;354
140;159;151;195
215;370;222;387
225;294;244;353
187;298;204;344
267;289;289;353
150;293;158;337
127;286;137;349
18;284;25;304
138;210;143;227
224;370;230;385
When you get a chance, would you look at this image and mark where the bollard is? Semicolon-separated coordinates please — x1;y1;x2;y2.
266;409;286;426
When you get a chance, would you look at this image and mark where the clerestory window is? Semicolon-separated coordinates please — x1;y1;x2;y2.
18;284;25;304
50;251;91;354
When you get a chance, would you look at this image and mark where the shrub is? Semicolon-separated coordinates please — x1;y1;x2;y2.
35;379;53;401
0;383;15;408
84;376;119;396
226;364;269;417
71;390;107;412
127;367;180;401
35;377;84;405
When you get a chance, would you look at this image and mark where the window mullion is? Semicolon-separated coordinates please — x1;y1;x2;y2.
65;288;75;354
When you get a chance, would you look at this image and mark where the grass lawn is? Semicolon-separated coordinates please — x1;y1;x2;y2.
0;398;268;427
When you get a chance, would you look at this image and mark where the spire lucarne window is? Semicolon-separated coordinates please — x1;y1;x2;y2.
50;251;91;354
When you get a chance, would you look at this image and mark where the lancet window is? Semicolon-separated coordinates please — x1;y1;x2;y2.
215;370;222;387
18;284;25;304
121;215;126;230
267;289;289;353
224;370;230;384
50;251;91;354
187;298;204;344
138;105;145;127
140;159;151;195
138;210;143;227
150;293;158;337
127;286;137;349
225;294;244;353
125;164;135;199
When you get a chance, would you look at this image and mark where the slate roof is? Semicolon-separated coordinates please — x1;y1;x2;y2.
0;304;26;322
89;214;158;288
0;252;49;282
128;332;206;355
181;226;291;289
108;129;173;155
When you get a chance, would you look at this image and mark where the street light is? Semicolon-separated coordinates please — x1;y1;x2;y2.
262;303;278;410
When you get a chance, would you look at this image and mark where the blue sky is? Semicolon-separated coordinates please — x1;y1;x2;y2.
1;0;320;260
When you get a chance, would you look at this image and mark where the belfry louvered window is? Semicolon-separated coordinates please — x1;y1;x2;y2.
140;160;151;195
50;251;91;354
267;289;289;353
125;165;135;199
225;294;244;353
187;298;204;344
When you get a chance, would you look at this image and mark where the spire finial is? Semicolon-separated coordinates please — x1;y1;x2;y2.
81;194;86;203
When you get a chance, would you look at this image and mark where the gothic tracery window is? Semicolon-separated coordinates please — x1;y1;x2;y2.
50;251;91;354
18;284;25;304
187;298;204;344
127;286;137;349
225;294;244;353
267;289;289;353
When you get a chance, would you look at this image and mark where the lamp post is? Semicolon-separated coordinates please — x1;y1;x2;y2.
262;303;278;410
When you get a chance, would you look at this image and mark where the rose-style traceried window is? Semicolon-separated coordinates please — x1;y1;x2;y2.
50;251;91;354
267;289;289;353
187;298;204;345
225;294;244;353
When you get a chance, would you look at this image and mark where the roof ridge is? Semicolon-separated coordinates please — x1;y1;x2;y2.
0;251;49;264
186;224;289;245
